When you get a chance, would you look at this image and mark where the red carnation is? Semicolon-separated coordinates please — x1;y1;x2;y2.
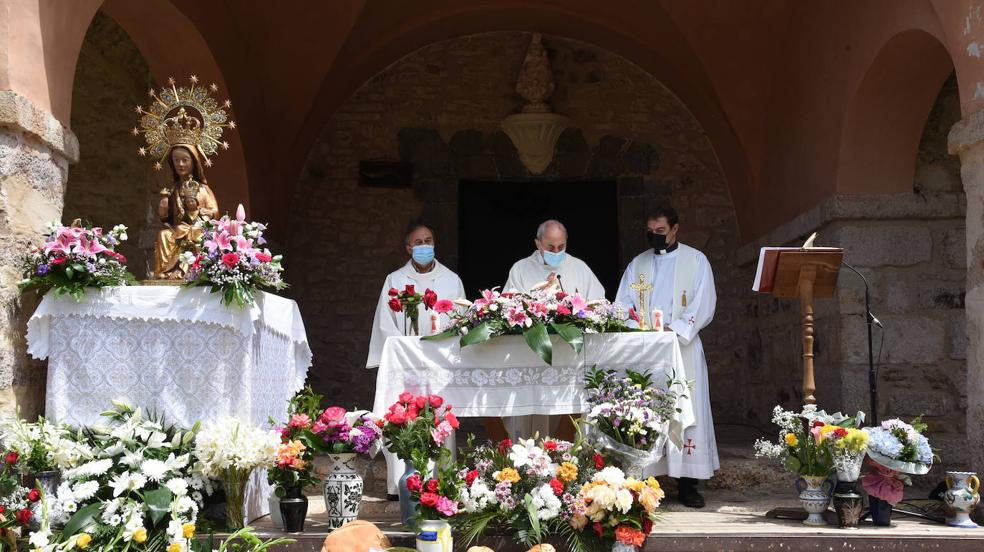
426;479;439;493
404;284;415;295
593;522;604;538
428;395;444;408
445;412;460;429
642;518;654;534
388;298;403;312
593;453;605;469
0;505;5;514
556;305;571;316
388;287;399;297
549;478;564;496
834;427;849;438
221;252;240;267
544;440;558;451
49;257;67;266
414;396;427;409
15;508;31;525
556;292;568;300
406;404;420;421
465;470;479;487
398;391;413;403
3;451;17;465
27;488;40;502
498;439;513;454
419;492;439;507
406;473;422;493
256;252;272;263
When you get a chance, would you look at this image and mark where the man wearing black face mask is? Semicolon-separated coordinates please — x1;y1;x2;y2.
615;206;719;508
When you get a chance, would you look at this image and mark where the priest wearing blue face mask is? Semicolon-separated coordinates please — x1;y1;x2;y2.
504;219;605;300
368;222;465;500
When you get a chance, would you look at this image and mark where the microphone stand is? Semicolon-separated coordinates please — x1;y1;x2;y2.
841;261;880;425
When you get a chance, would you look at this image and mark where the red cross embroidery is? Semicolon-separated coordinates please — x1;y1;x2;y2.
684;438;697;455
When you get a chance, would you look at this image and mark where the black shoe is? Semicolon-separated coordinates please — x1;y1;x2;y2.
386;493;399;502
677;477;705;509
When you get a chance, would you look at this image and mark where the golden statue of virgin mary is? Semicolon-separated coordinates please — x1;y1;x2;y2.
132;76;236;279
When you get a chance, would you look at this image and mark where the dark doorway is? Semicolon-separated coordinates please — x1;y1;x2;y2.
458;180;620;299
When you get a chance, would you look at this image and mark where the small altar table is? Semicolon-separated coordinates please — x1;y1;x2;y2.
372;332;695;443
26;286;312;522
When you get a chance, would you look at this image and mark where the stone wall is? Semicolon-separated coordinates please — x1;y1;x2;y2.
737;74;968;466
0;91;78;418
64;12;161;278
288;32;744;420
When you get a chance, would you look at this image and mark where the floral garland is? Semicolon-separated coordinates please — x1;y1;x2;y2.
426;284;631;366
182;204;286;307
19;223;134;300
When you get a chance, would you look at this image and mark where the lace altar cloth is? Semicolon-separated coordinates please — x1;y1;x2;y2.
26;286;313;522
373;331;695;445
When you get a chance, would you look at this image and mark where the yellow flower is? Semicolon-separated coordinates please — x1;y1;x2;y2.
75;534;92;549
557;462;579;482
784;433;798;446
133;528;147;543
624;479;645;492
820;425;837;436
182;523;196;538
168;544;183;552
639;486;664;511
495;468;521;484
645;477;661;490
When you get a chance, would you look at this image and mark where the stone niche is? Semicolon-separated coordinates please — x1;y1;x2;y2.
288;32;745;424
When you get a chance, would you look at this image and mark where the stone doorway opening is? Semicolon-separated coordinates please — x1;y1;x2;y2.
458;179;619;298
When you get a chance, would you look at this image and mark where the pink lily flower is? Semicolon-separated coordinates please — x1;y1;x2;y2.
205;231;232;252
233;235;255;254
474;289;500;311
506;306;532;328
44;231;78;255
568;293;588;316
73;235;107;257
529;301;549;318
236;204;246;222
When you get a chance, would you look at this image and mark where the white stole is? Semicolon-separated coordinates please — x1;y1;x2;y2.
669;244;699;322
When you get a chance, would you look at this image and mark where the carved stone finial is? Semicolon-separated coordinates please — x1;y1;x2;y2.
515;33;556;114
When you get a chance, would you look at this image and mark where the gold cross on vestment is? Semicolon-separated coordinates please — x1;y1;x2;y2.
629;274;653;330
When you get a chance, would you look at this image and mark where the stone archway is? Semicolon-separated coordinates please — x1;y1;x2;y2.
287;32;745;429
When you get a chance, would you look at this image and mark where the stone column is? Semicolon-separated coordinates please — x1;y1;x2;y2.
0;91;78;418
950;109;984;473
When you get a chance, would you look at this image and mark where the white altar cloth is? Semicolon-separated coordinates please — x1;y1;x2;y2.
372;332;695;444
26;286;312;522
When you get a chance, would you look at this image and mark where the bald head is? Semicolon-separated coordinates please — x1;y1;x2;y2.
535;219;567;254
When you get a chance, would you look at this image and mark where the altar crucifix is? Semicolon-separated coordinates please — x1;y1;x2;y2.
629;274;653;330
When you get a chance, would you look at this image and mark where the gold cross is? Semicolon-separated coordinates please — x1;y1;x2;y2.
629;274;653;330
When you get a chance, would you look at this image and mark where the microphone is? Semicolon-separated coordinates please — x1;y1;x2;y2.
556;274;566;293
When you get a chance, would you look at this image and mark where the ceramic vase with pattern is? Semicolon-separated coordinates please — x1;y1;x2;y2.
415;519;452;552
795;475;833;526
945;471;981;528
323;453;364;529
832;481;863;529
279;485;308;533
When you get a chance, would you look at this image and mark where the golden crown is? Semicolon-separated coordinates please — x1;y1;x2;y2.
132;76;236;170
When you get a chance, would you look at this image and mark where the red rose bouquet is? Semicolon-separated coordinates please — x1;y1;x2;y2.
387;285;445;336
0;450;39;546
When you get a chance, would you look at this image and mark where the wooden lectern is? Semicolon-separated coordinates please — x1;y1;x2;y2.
757;248;843;404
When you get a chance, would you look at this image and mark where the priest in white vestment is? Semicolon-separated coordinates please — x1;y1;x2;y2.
504;219;606;300
615;206;718;508
366;222;465;497
502;219;605;440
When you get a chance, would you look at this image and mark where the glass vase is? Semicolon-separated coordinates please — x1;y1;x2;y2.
222;468;250;530
405;313;419;336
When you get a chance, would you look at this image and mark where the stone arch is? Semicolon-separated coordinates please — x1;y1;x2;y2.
289;31;747;423
836;29;955;194
288;3;752;240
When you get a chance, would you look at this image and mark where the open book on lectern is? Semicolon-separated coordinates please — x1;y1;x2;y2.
751;232;841;292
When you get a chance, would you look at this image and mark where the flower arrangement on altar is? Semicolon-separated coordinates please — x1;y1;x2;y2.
193;417;280;529
382;391;459;472
570;466;664;550
181;204;286;307
454;435;598;550
426;284;630;365
19;222;135;300
27;401;212;552
583;367;681;476
267;387;322;494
